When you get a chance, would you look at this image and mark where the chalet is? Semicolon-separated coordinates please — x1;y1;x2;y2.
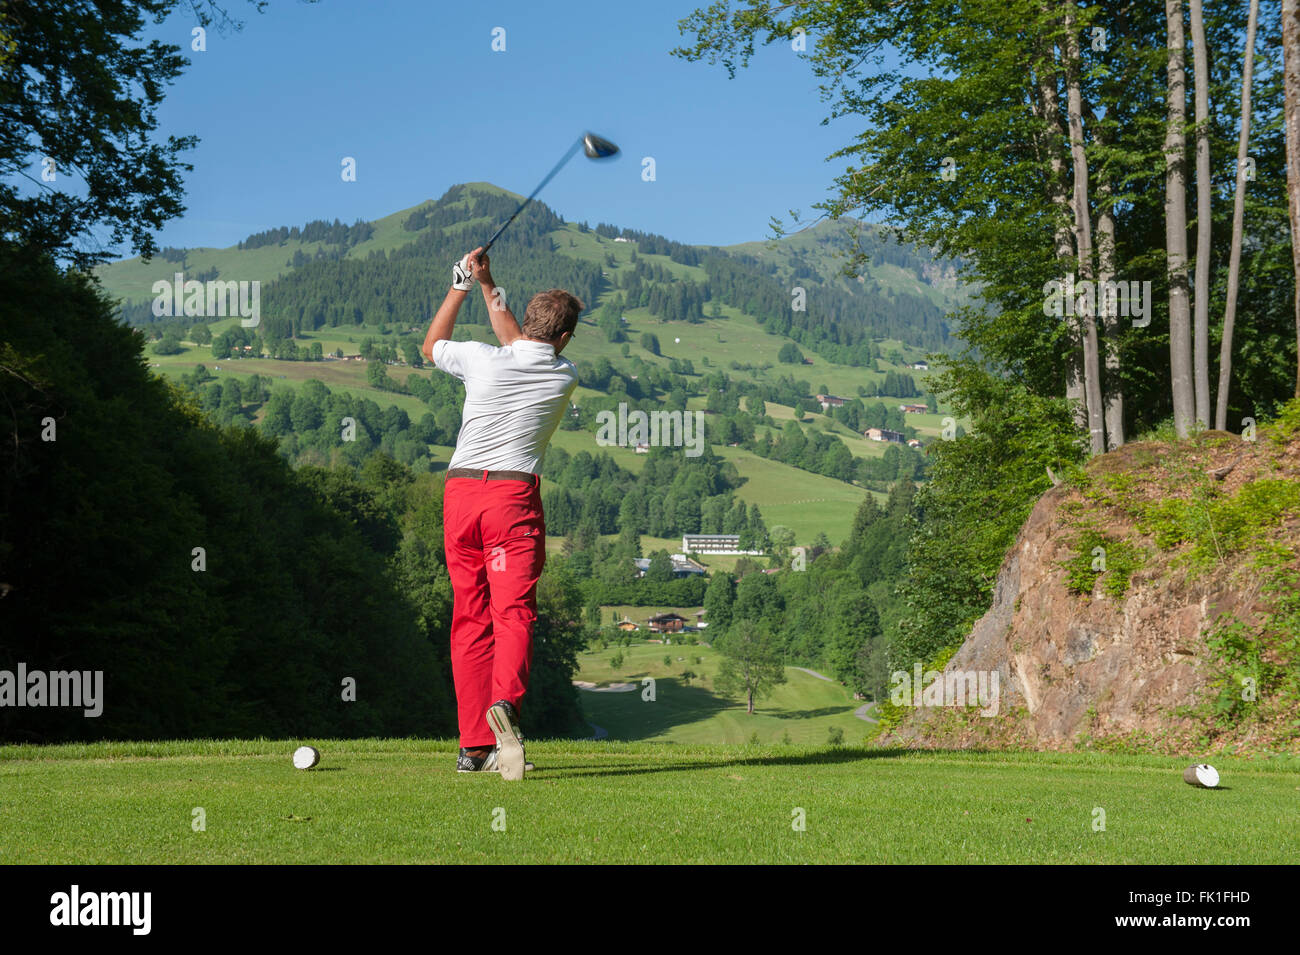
910;360;929;370
694;610;708;630
864;427;906;444
647;612;687;633
900;404;929;414
634;442;650;454
616;616;639;632
907;438;922;448
632;554;707;579
681;534;764;556
801;357;815;365
816;394;847;409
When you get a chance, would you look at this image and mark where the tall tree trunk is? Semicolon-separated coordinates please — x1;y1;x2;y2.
1062;17;1105;454
1217;0;1259;431
1285;0;1300;399
1096;178;1124;449
1031;28;1082;426
1166;0;1196;436
1190;0;1212;429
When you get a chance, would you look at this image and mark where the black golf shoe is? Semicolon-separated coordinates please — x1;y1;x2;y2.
456;744;534;775
456;747;500;773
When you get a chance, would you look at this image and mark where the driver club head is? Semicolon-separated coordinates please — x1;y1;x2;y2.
582;132;620;159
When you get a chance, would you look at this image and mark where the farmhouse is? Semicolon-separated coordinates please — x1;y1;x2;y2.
900;403;929;414
647;612;687;633
864;427;907;444
632;554;707;578
816;393;847;409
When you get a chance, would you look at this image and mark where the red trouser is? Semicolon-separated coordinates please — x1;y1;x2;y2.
443;473;546;748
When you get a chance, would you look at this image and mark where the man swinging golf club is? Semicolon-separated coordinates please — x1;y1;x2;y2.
422;247;582;781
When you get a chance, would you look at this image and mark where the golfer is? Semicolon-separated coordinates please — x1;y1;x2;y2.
422;247;581;781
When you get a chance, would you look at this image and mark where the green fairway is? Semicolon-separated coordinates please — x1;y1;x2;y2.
575;642;868;745
2;739;1294;864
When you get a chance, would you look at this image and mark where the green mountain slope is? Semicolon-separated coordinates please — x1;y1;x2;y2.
100;183;971;547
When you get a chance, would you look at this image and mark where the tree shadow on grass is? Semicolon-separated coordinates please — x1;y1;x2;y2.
771;706;859;720
554;746;995;779
578;679;733;741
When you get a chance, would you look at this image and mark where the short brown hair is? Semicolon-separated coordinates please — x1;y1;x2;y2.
522;289;584;342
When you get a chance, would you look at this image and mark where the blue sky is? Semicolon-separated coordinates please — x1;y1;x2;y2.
132;0;856;256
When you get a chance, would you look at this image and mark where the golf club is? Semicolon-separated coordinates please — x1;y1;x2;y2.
477;131;619;258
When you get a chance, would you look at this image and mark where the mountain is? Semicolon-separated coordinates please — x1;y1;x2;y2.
92;183;976;555
723;218;973;316
95;182;965;361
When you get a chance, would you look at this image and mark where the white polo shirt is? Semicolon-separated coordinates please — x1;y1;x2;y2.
432;338;579;473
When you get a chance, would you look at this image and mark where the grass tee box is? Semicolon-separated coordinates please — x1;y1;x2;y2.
1;740;1296;864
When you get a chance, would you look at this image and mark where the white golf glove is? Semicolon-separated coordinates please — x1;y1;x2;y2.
452;254;475;291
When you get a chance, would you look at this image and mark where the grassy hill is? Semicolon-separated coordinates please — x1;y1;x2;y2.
574;641;870;745
94;182;525;308
723;218;974;315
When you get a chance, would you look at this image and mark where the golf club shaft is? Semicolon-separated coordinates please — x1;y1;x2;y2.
480;138;583;255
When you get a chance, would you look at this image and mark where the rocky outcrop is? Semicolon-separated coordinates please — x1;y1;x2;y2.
886;433;1300;753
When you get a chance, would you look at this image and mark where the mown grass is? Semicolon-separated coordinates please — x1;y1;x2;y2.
2;739;1294;864
574;642;865;745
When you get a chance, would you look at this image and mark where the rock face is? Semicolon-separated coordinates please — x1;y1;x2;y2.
885;435;1296;753
919;486;1207;745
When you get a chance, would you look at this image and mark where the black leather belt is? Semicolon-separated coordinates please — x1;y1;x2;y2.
446;468;538;484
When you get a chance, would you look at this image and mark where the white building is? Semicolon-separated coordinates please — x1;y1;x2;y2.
681;534;763;556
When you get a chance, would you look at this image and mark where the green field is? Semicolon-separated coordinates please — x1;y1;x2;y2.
3;739;1293;863
157;342;879;546
575;642;870;745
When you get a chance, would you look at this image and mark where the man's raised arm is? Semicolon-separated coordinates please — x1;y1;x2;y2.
470;248;523;346
421;253;477;365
